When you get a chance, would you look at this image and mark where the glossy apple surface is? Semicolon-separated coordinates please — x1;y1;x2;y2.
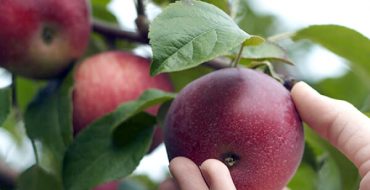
0;0;90;79
164;68;304;190
73;51;173;151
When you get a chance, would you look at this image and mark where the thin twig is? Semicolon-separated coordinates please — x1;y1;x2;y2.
92;20;230;70
92;20;149;44
134;0;150;36
135;0;146;17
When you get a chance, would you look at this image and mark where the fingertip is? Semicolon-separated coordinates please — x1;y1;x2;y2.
200;159;229;175
168;156;194;173
168;156;209;189
200;159;236;190
158;178;178;190
291;81;319;101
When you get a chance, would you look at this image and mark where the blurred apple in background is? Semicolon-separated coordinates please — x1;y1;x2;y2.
0;0;91;79
73;51;173;152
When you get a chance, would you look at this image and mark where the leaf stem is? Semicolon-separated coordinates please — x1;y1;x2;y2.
231;44;245;68
268;32;294;42
31;139;40;165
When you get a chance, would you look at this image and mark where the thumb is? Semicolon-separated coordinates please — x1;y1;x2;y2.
291;82;370;179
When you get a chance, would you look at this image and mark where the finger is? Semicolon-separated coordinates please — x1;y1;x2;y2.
200;159;236;190
158;178;179;190
360;172;370;190
291;82;370;177
169;157;209;190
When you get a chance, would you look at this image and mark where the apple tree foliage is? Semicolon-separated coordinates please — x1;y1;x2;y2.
0;0;370;190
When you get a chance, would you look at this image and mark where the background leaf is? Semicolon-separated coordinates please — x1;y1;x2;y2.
293;25;370;74
63;90;176;190
234;41;293;65
0;87;11;126
313;71;369;110
16;77;45;112
149;1;249;75
24;75;73;165
201;0;230;14
234;0;277;36
91;0;118;23
17;165;63;190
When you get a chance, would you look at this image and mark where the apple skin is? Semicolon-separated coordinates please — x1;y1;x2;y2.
0;0;90;79
164;68;304;190
93;181;120;190
73;51;173;151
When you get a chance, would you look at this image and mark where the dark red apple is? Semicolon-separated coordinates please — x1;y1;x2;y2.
73;51;173;151
0;0;90;79
164;68;304;190
93;181;119;190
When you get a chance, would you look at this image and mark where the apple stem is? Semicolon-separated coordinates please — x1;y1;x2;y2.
231;44;245;68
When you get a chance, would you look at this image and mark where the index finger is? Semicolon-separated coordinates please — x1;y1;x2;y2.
291;82;370;177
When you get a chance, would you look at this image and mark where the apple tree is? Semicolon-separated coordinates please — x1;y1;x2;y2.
0;0;370;190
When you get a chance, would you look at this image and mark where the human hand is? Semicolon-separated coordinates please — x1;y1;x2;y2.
291;82;370;190
158;157;236;190
159;81;370;190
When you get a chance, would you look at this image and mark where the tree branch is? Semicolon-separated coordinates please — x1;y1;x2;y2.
135;0;146;17
91;20;229;70
92;20;149;44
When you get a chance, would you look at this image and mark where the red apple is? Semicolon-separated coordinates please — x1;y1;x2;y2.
93;181;119;190
164;68;304;190
0;0;90;79
73;51;173;151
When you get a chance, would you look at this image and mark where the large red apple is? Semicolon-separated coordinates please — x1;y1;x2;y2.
73;51;173;151
0;0;90;79
164;68;304;190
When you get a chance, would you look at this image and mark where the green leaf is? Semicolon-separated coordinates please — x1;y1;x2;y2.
313;71;369;110
91;0;118;23
304;126;360;189
316;155;341;190
149;0;249;75
243;35;265;46
236;41;293;65
152;0;170;6
63;89;176;190
234;0;276;36
201;0;230;14
0;87;11;126
24;75;73;164
16;77;45;112
323;144;360;190
169;66;212;92
288;163;317;190
293;25;370;74
17;165;63;190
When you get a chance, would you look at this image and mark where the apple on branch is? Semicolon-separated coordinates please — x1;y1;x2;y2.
72;51;173;152
164;68;304;190
0;0;91;79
